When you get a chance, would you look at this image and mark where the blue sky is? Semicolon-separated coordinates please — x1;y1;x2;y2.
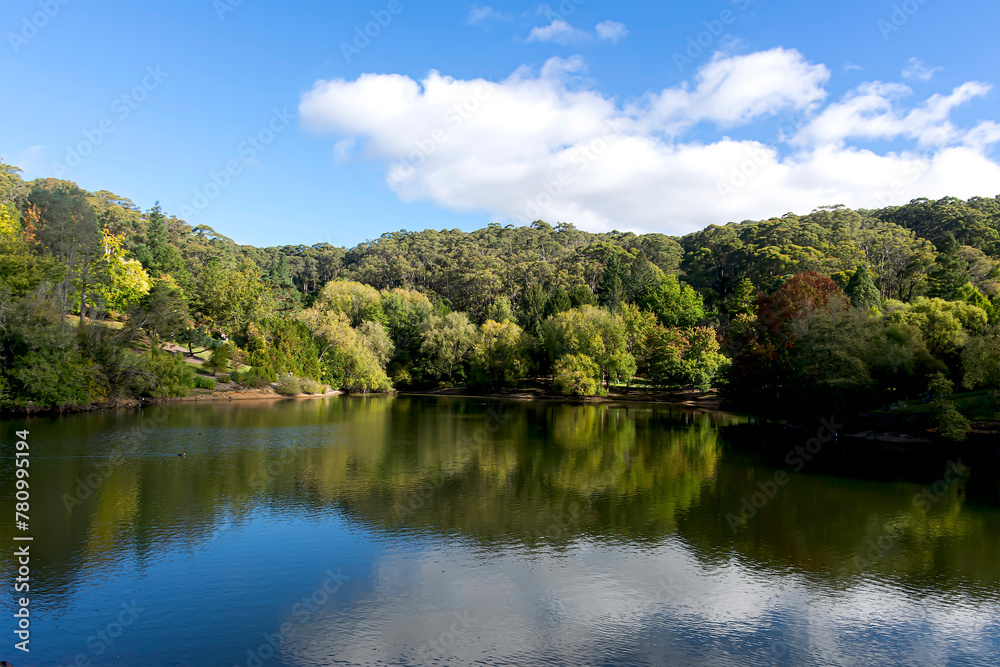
1;0;998;248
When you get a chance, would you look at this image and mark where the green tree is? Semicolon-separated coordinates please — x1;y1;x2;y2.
553;353;602;397
926;233;971;300
420;312;477;384
472;319;531;389
639;275;706;328
845;264;880;310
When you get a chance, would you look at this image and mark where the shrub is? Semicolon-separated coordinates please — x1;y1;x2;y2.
229;370;240;383
275;374;303;395
300;377;326;394
192;375;216;390
144;348;195;398
217;373;231;383
237;366;275;388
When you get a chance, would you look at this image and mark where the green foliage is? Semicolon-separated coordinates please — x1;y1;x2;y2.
245;318;320;379
644;326;729;391
142;347;195;398
639;275;705;328
886;297;988;357
962;324;1000;389
237;367;275;388
192;375;216;390
275;374;303;395
927;374;970;441
0;290;93;408
472;319;532;389
553;353;603;397
420;311;476;385
217;373;231;383
846;264;880;310
300;377;326;394
202;342;233;375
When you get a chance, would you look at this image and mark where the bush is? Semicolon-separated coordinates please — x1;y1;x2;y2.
300;377;326;394
237;366;275;388
275;374;303;395
217;373;231;383
144;348;195;398
192;375;216;390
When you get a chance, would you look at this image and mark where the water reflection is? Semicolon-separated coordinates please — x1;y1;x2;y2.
1;396;997;666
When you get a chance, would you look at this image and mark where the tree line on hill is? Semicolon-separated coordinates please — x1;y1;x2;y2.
1;159;997;434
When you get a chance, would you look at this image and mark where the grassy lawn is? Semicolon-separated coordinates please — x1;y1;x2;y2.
880;390;1000;421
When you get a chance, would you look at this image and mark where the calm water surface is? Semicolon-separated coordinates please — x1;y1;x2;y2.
1;396;998;666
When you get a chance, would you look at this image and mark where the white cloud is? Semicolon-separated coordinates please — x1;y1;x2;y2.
466;4;509;26
795;80;992;148
595;20;628;44
299;49;1000;235
902;57;943;81
526;19;590;45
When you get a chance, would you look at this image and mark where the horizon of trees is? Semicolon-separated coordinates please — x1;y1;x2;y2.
1;159;998;432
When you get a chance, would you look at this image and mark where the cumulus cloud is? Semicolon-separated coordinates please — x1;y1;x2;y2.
299;48;1000;235
526;19;590;45
902;57;943;81
595;20;628;44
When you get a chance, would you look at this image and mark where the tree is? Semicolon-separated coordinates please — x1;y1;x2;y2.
544;305;635;388
203;343;233;376
553;354;602;397
926;233;971;300
639;275;705;328
472;319;531;389
845;264;880;311
420;312;476;384
97;228;151;312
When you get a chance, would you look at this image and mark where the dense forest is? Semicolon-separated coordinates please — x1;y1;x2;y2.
1;159;998;435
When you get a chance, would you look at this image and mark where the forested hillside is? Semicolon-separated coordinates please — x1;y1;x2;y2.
1;160;998;433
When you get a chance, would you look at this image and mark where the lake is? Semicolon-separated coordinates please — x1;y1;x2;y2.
2;395;998;666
